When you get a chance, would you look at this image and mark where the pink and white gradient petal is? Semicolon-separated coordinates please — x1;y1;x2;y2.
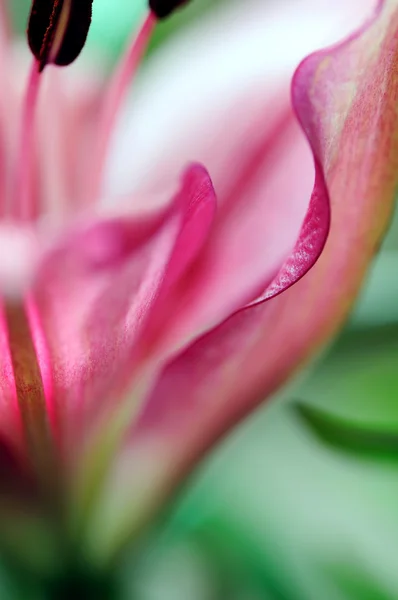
30;165;216;466
84;0;398;559
104;0;376;350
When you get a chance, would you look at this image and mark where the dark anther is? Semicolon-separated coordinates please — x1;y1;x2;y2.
149;0;189;19
28;0;94;70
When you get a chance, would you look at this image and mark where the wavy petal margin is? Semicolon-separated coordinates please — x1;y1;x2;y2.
85;0;398;559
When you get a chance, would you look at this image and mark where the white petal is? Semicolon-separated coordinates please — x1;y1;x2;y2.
106;0;376;197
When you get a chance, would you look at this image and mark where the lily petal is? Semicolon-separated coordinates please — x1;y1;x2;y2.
109;0;375;197
30;164;216;465
105;0;375;351
85;0;398;558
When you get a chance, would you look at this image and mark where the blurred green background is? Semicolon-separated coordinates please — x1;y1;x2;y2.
8;1;398;598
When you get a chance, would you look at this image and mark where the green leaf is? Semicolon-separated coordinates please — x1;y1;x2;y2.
298;326;398;435
295;401;398;459
326;564;393;600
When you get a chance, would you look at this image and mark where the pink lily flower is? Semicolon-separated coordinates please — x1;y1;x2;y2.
0;0;394;571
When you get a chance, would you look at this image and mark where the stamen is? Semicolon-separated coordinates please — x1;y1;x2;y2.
46;0;72;67
28;0;94;70
13;58;42;222
149;0;190;19
87;11;156;203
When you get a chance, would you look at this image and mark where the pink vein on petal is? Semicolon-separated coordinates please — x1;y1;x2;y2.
25;296;57;443
0;304;24;454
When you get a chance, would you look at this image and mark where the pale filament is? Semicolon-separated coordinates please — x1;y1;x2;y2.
87;11;157;203
12;58;42;221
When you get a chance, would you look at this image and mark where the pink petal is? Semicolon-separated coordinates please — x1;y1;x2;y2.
85;0;398;555
144;115;321;357
104;0;375;353
31;165;216;464
110;0;375;197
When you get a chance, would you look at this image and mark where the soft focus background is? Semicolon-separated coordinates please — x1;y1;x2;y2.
9;1;398;598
